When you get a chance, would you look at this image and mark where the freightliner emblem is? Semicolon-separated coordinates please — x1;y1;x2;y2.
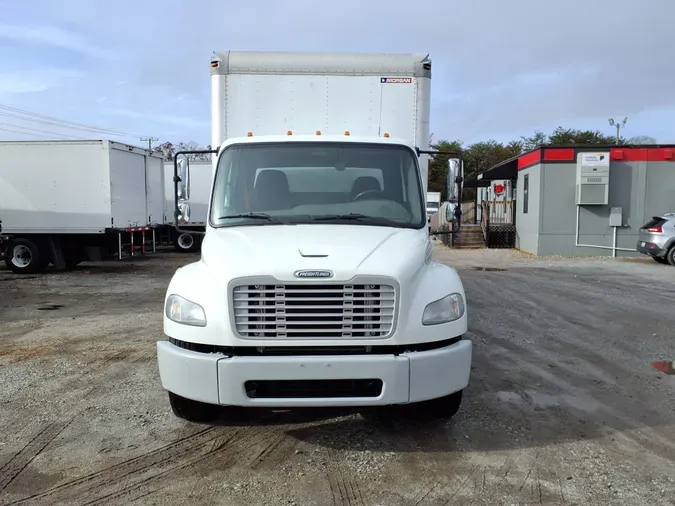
294;270;333;279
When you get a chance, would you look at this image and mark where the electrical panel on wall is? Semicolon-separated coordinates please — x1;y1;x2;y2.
575;151;610;205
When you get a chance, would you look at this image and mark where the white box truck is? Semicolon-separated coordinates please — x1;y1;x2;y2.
157;50;471;422
426;190;442;224
162;160;211;252
0;140;164;273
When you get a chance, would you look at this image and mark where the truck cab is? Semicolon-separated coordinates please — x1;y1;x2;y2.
158;133;471;422
156;50;471;423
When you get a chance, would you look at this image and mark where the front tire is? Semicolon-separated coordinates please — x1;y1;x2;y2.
417;390;463;419
361;390;464;422
5;238;47;274
168;392;218;423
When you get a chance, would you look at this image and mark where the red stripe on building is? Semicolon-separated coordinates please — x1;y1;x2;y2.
611;147;675;162
517;150;541;169
543;148;575;161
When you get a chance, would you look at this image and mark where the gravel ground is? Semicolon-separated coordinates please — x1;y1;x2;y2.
1;244;674;506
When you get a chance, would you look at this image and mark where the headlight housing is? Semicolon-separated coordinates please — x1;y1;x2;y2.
165;294;207;327
422;293;465;325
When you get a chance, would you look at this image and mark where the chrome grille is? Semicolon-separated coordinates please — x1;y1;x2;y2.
232;282;397;339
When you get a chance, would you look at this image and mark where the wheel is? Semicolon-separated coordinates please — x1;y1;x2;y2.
417;390;463;419
652;255;669;264
4;238;47;274
173;232;198;253
666;246;675;266
168;392;218;423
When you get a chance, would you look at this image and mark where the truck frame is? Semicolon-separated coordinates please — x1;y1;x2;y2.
156;50;469;423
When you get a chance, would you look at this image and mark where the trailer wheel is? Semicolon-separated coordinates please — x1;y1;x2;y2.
5;238;46;274
173;232;198;253
168;392;218;423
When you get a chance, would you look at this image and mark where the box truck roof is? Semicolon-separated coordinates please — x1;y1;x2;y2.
210;50;431;77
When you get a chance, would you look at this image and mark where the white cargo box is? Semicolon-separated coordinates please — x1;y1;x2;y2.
210;50;432;195
0;140;165;234
163;160;212;226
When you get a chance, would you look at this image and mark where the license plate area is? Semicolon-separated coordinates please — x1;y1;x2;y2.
244;379;383;398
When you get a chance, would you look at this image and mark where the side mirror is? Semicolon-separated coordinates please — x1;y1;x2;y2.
430;202;461;235
177;157;190;200
174;156;191;224
177;202;191;223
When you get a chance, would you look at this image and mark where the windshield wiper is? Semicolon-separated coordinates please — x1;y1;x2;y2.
218;212;285;223
312;213;399;225
312;213;372;221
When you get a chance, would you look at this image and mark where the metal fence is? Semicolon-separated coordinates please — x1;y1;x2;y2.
480;200;516;249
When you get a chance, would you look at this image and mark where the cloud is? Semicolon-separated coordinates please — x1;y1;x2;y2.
0;0;673;145
0;68;84;96
102;107;209;130
0;24;116;60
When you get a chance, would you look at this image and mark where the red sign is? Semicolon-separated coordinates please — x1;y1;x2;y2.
494;184;505;196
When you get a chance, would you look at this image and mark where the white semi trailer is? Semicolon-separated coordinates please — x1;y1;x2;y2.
157;50;470;423
0;140;164;273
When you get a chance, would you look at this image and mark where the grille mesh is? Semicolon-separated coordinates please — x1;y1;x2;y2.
232;282;396;339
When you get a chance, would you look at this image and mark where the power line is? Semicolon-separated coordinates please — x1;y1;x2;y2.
0;121;81;140
0;126;65;139
0;103;135;137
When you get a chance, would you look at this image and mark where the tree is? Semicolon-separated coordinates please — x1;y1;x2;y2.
520;131;547;151
152;141;212;161
628;135;657;145
521;126;618;148
547;126;617;145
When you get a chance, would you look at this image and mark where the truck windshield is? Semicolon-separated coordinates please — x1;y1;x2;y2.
210;142;425;229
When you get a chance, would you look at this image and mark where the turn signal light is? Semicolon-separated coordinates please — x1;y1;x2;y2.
247;132;253;137
316;130;321;135
287;130;292;135
383;132;390;138
345;131;350;136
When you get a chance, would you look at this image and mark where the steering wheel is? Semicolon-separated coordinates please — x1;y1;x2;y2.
351;189;386;202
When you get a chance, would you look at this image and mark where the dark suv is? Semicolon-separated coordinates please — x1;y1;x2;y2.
637;213;675;265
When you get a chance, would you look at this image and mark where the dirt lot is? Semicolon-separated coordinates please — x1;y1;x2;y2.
1;245;674;506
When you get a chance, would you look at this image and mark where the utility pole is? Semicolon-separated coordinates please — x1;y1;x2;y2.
141;136;158;151
608;117;627;144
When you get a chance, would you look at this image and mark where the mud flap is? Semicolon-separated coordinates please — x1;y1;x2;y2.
48;237;66;270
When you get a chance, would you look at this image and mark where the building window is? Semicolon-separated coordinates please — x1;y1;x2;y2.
523;174;529;214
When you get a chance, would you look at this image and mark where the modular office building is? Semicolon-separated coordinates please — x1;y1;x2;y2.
477;145;675;257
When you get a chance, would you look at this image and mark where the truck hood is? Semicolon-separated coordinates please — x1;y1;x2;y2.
200;224;429;282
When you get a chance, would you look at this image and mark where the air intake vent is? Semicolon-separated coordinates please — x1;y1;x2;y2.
232;280;397;339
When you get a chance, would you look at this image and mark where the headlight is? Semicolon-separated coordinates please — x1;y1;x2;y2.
165;294;207;327
422;293;465;325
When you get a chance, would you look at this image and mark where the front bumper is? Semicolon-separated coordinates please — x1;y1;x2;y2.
157;338;472;408
637;240;665;257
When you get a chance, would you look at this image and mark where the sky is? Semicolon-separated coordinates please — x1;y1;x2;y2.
0;0;673;148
